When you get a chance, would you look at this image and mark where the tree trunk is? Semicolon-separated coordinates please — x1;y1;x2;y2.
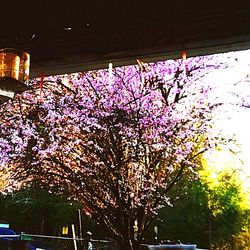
115;235;140;250
40;217;45;234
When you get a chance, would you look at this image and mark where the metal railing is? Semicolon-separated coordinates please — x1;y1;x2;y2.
20;233;118;250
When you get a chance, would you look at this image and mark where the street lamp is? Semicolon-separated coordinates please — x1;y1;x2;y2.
0;48;30;104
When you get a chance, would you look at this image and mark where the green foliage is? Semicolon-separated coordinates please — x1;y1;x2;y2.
0;186;81;234
145;150;250;249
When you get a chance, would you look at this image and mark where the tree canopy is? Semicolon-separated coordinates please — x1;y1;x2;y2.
154;147;249;249
0;56;225;249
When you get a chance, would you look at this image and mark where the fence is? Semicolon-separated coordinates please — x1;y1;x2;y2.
22;233;118;250
0;233;118;250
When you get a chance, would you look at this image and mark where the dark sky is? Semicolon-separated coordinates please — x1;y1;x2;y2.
1;0;249;33
0;0;250;57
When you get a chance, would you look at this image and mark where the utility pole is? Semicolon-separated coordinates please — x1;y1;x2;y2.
71;224;78;250
78;209;83;240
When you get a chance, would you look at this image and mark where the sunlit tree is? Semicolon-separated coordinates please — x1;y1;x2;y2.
153;147;249;249
0;56;224;249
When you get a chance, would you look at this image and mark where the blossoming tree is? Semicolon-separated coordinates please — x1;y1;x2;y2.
0;56;223;249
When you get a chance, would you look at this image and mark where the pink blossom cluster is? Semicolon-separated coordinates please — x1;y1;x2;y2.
0;55;225;221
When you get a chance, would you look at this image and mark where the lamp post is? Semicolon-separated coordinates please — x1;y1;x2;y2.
78;209;83;240
0;48;30;104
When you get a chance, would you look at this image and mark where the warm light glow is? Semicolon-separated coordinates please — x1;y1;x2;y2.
0;49;30;82
182;51;187;61
182;51;187;78
204;49;250;191
62;226;69;235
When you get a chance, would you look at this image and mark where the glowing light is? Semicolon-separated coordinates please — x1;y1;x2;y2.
182;51;187;78
182;51;187;61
